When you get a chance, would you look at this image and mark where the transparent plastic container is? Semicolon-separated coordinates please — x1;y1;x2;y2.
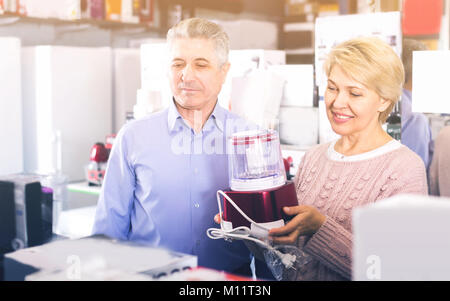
228;129;286;191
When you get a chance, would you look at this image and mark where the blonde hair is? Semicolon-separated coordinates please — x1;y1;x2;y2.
167;18;230;67
324;36;405;123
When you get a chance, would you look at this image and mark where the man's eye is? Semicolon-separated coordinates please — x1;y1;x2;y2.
196;64;208;68
327;86;337;91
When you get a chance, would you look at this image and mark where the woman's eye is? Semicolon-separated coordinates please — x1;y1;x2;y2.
350;93;362;97
327;86;337;91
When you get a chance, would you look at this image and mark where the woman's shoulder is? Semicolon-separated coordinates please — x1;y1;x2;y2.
304;142;331;157
392;145;426;167
384;145;427;179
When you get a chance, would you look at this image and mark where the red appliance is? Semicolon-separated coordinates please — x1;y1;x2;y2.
221;130;299;229
222;181;298;228
85;141;110;186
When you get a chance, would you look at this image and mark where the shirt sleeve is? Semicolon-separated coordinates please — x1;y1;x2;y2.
91;127;136;240
402;113;432;169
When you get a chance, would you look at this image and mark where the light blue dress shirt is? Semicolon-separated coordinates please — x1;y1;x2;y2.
401;89;433;169
92;99;257;272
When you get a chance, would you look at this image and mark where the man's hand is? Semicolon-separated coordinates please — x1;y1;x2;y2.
214;213;221;224
268;205;326;245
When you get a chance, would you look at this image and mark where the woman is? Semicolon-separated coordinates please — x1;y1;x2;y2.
268;37;428;280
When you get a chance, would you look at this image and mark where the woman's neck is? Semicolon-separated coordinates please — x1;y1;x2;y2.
335;125;393;156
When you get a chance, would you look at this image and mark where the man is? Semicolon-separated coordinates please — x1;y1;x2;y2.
400;39;433;170
92;18;255;274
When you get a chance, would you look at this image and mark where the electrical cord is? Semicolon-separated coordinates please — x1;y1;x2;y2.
206;190;297;269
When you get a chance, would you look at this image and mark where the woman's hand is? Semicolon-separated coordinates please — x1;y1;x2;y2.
269;205;326;245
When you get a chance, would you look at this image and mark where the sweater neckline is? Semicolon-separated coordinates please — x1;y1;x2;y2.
327;139;403;162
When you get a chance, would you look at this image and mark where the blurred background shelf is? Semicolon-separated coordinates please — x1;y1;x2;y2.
0;12;163;32
67;181;101;195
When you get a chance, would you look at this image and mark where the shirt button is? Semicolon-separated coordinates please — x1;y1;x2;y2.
194;168;199;175
194;203;200;208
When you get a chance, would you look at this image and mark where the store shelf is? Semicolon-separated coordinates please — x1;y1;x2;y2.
285;48;315;55
0;12;164;34
67;181;102;195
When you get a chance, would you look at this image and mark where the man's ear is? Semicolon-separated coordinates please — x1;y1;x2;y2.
220;62;231;82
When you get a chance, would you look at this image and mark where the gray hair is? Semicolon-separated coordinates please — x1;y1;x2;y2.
402;39;427;84
166;18;230;66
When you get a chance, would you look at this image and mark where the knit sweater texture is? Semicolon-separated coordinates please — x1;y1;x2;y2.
293;142;428;281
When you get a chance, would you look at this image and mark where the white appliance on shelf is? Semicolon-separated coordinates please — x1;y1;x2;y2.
278;107;319;147
230;69;285;130
215;19;279;50
412;50;450;114
140;42;172;111
22;46;112;182
268;64;314;108
0;37;23;176
113;48;141;132
220;49;286;111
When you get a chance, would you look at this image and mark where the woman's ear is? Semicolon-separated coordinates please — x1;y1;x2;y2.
378;98;392;113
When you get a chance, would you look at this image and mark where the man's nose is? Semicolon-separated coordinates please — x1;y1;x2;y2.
181;64;195;81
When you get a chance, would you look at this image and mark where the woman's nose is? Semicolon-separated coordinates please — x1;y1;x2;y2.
331;90;348;109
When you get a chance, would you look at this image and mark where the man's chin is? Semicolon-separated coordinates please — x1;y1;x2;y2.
174;97;204;110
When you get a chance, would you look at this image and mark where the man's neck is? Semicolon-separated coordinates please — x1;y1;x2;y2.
174;99;217;133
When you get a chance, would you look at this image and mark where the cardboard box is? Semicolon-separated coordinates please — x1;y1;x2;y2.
353;194;450;280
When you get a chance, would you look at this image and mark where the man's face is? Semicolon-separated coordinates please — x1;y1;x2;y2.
168;38;230;111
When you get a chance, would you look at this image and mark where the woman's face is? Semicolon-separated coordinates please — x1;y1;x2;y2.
325;65;391;137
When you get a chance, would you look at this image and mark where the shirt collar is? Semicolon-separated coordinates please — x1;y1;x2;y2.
167;98;226;133
167;98;183;133
209;101;226;133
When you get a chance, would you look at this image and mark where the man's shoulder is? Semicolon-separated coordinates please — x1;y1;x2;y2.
118;109;168;136
402;111;431;136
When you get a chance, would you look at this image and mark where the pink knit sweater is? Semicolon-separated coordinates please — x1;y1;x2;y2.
293;142;428;281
